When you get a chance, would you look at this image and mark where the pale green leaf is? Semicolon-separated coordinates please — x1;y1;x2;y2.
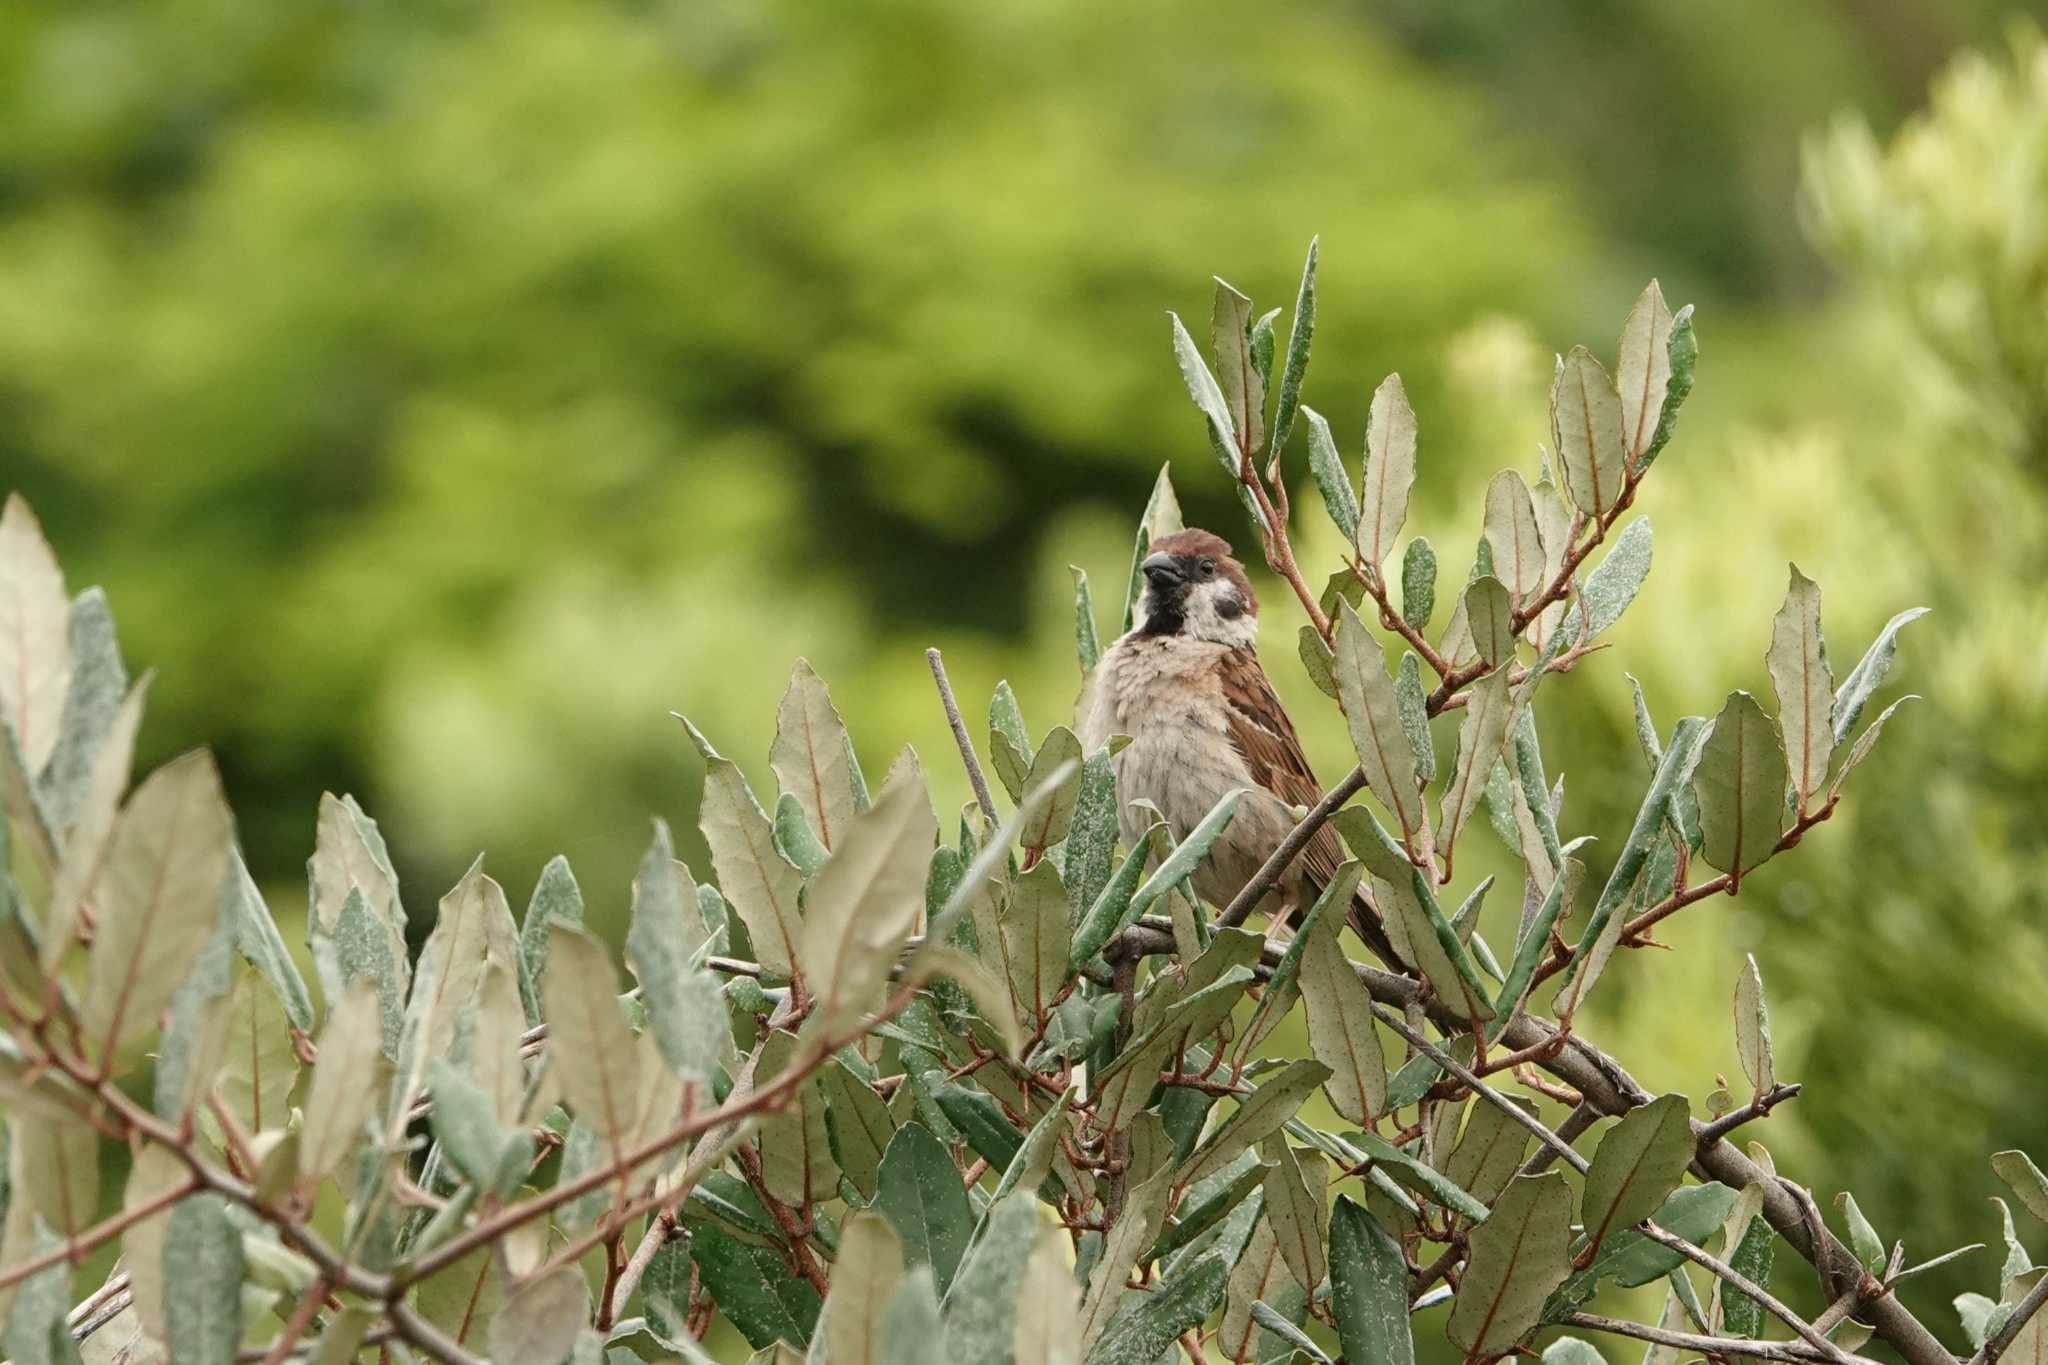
1213;277;1262;460
1465;575;1516;668
1767;565;1834;804
1444;1098;1537;1206
627;822;721;1079
0;493;74;772
1642;304;1696;467
799;776;936;1045
1169;311;1241;472
822;1213;904;1365
1831;606;1930;744
1078;1172;1171;1354
1618;280;1674;460
541;925;640;1167
1304;406;1360;543
1485;470;1545;601
1694;691;1786;878
487;1265;590;1365
1827;695;1917;801
517;855;584;1026
1267;238;1318;468
1360;374;1418;566
770;657;858;854
1088;1251;1230;1365
1018;726;1084;851
1440;664;1514;860
1582;1095;1694;1249
1401;536;1437;630
1121;466;1186;634
1735;954;1774;1096
1330;1196;1413;1365
753;1029;838;1207
1552;346;1625;519
297;981;385;1190
1072;567;1101;674
941;1195;1044;1361
1179;1059;1332;1189
874;1124;975;1298
1447;1173;1574;1356
683;718;804;976
225;847;313;1033
820;1058;896;1199
36;587;126;835
163;1195;242;1364
1334;599;1424;844
40;673;149;975
1993;1150;2048;1224
1298;917;1386;1125
1488;857;1585;1041
1012;1224;1081;1365
1261;1142;1328;1297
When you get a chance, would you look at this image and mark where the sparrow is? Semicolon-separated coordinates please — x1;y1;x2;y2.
1081;527;1386;952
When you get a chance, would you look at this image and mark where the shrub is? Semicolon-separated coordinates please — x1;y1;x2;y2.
1;247;2038;1365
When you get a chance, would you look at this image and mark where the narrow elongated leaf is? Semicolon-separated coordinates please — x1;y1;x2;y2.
1334;600;1424;844
1694;692;1786;878
1268;238;1318;466
1067;816;1167;973
1643;304;1697;467
689;1220;821;1349
1179;1059;1332;1189
684;718;804;975
1262;1142;1327;1297
298;982;385;1190
487;1265;589;1365
410;857;521;1075
1582;1095;1694;1250
820;1057;895;1200
1018;726;1084;852
1089;1252;1231;1365
1548;1183;1741;1317
1552;346;1626;519
81;749;235;1065
1831;606;1930;744
1565;515;1654;642
14;1113;98;1239
1360;375;1418;566
1079;1172;1171;1354
39;674;149;973
1464;575;1516;668
1767;566;1834;804
1618;281;1674;459
875;1124;976;1297
1402;537;1437;629
1445;1098;1537;1206
1012;1224;1082;1365
1440;665;1514;858
517;854;583;1025
117;1144;185;1340
36;589;126;838
1337;808;1495;1022
1993;1151;2048;1223
0;494;73;772
1828;695;1917;801
1485;470;1545;602
1555;718;1706;1003
771;658;857;853
821;1213;904;1365
1304;407;1361;542
1447;1173;1574;1356
225;848;313;1032
542;924;640;1168
999;859;1070;1023
164;1195;242;1364
1072;567;1101;674
1735;955;1774;1096
1298;918;1386;1125
1094;968;1253;1134
754;1029;838;1206
154;891;236;1121
1221;1205;1293;1362
799;777;935;1044
307;792;408;1001
1489;858;1585;1041
1835;1191;1885;1273
942;1195;1044;1360
1126;787;1241;921
1213;278;1262;459
1330;1197;1414;1365
1170;312;1242;472
627;826;722;1079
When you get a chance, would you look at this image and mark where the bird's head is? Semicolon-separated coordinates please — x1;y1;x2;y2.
1138;528;1259;647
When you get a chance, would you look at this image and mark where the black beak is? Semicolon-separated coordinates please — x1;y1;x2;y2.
1141;552;1184;587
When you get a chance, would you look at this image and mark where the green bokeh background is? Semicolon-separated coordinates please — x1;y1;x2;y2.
6;0;2048;1344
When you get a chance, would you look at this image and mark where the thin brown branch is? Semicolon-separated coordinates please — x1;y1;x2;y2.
1972;1269;2048;1365
926;647;1000;827
1213;766;1368;930
0;1176;200;1290
1698;1083;1802;1146
260;1277;331;1365
1563;1311;1871;1365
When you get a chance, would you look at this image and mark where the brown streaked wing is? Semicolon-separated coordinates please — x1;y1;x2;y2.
1218;649;1346;890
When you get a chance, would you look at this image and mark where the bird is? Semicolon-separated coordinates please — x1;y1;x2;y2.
1080;527;1388;954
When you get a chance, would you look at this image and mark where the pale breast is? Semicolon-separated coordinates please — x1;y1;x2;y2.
1082;633;1258;849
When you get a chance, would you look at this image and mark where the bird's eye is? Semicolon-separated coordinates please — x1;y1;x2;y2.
1199;559;1216;578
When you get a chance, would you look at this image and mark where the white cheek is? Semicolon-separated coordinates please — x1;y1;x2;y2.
1184;581;1258;647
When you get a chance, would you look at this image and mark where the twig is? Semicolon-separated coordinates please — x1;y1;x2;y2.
65;1271;130;1334
1520;1104;1600;1177
1972;1269;2048;1365
608;1211;679;1327
926;647;1000;826
387;1299;490;1365
260;1278;331;1365
1639;1223;1860;1365
0;1177;201;1290
1563;1311;1870;1365
1698;1083;1802;1146
1214;766;1368;930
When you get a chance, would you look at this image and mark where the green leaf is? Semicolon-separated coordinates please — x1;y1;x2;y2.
80;748;234;1065
542;924;641;1169
1401;538;1438;632
36;587;127;837
1072;567;1102;673
1484;470;1545;603
1440;665;1514;861
1261;1142;1328;1297
1337;808;1495;1023
1552;345;1626;520
1694;691;1787;878
821;1058;896;1200
1078;1171;1172;1354
822;1213;904;1365
1831;606;1930;744
297;981;386;1191
683;718;804;976
428;1059;526;1198
1464;575;1516;669
1994;1151;2048;1223
1298;916;1387;1125
875;1124;976;1298
0;495;73;774
224;847;314;1033
1013;1224;1083;1365
408;858;522;1089
1642;304;1697;468
1169;311;1242;474
1268;238;1318;468
164;1194;242;1364
1221;1199;1294;1361
1126;787;1242;921
1545;1337;1608;1365
1487;856;1584;1041
1554;718;1706;1009
1122;465;1186;634
1734;955;1774;1097
153;886;237;1121
1547;1183;1740;1317
39;672;147;976
1722;1209;1775;1340
209;961;301;1138
1063;744;1121;924
1835;1191;1886;1274
770;658;859;854
1147;1151;1269;1263
881;1268;947;1365
0;1220;74;1365
1213;278;1263;462
627;828;723;1081
1086;1251;1231;1365
1067;818;1168;973
1618;280;1674;460
1349;1131;1489;1221
941;1195;1045;1362
691;1220;821;1349
1241;862;1361;1055
517;854;584;1026
1304;406;1361;543
1767;565;1835;805
307;792;408;1010
773;791;828;878
1582;1095;1695;1250
1393;652;1435;784
1996;1196;2034;1286
1447;1173;1574;1356
1565;515;1654;643
1360;374;1418;566
799;775;937;1045
1018;726;1084;851
996;861;1070;1026
1093;968;1254;1134
1179;1059;1332;1189
755;1029;839;1207
1330;1197;1414;1365
488;1265;590;1365
1444;1097;1537;1206
1827;695;1917;802
1334;599;1425;845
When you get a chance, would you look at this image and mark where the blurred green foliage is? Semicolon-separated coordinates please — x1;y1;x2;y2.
1;0;2045;1336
